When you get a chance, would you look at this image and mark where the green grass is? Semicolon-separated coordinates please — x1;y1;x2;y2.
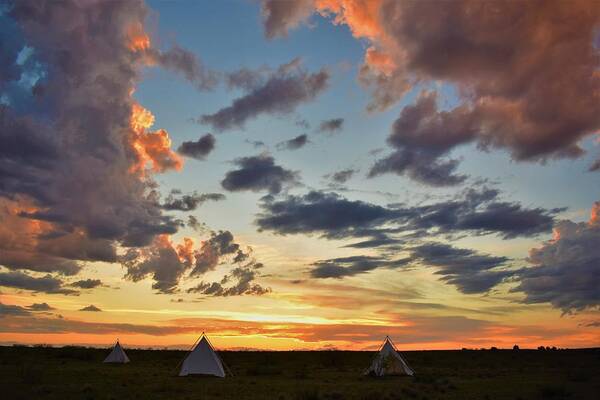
0;346;598;399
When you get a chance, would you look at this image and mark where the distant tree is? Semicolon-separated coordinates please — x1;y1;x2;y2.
490;346;498;351
513;344;520;351
538;346;546;351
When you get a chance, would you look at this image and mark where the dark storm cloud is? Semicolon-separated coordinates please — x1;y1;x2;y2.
317;118;344;134
310;255;410;279
201;58;329;131
221;154;300;194
0;271;78;295
70;279;103;289
79;305;102;312
511;204;600;313
326;168;357;184
276;134;309;151
262;1;600;179
256;187;557;240
161;191;225;211
177;133;215;160
0;0;191;276
187;265;271;297
410;243;514;294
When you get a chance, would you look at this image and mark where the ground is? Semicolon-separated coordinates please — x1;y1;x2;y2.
0;346;598;399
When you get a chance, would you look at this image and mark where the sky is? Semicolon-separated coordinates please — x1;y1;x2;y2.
0;0;599;351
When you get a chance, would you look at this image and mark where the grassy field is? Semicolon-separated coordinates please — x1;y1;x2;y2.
0;346;598;399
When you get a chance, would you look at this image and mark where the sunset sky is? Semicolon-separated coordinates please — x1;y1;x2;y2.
1;0;599;351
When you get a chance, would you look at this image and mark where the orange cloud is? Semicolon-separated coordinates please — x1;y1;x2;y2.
177;237;195;266
1;310;597;350
128;102;183;176
590;202;599;226
127;22;151;53
316;0;384;41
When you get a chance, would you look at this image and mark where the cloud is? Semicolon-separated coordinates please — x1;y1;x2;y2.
276;134;309;151
177;133;216;160
28;302;55;311
262;1;600;178
400;187;560;239
261;0;315;39
221;154;300;194
0;271;78;295
161;191;225;211
256;187;557;240
0;302;31;317
0;305;582;348
70;279;103;289
186;216;208;232
122;235;194;294
79;305;102;312
326;168;357;184
200;58;329;131
256;191;399;238
0;0;191;277
191;230;249;276
0;313;199;336
368;91;469;186
410;243;514;294
120;229;264;294
310;255;409;279
143;46;218;91
187;265;271;297
295;119;311;130
590;158;600;172
318;118;344;134
512;202;600;313
245;139;267;149
309;241;513;294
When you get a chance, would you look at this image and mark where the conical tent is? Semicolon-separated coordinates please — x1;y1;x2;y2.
364;336;414;376
103;340;130;363
179;334;226;377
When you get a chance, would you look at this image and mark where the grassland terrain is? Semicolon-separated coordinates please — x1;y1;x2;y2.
0;346;598;400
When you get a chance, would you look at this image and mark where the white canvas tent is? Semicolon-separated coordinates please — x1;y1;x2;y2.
103;340;130;363
364;336;414;377
178;334;227;377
